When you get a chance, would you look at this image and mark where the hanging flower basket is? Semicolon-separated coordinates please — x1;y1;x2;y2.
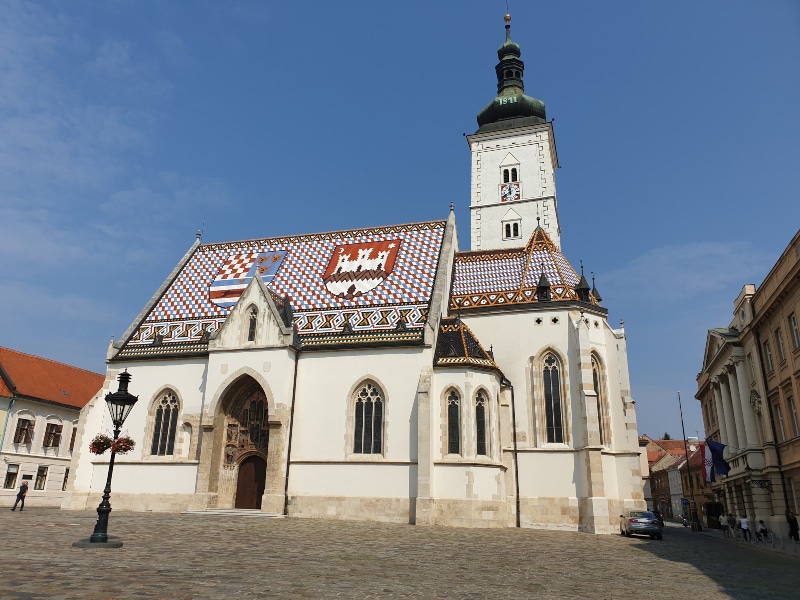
89;433;136;456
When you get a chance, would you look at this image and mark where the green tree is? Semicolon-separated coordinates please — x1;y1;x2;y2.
662;432;672;440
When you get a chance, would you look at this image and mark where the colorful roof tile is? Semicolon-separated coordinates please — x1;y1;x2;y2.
434;317;501;372
0;347;104;409
119;220;447;356
451;226;600;310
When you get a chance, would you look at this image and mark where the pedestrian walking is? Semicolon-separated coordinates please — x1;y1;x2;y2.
719;511;730;538
10;481;28;511
787;511;799;542
739;514;751;542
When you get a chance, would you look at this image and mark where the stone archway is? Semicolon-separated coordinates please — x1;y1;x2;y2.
219;381;270;508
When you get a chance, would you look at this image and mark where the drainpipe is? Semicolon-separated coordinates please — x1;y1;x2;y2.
502;378;521;528
283;345;301;516
755;330;791;513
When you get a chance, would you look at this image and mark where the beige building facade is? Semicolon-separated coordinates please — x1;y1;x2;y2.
697;230;800;536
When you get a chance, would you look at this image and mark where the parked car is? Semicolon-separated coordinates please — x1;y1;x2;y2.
652;509;665;528
620;510;663;539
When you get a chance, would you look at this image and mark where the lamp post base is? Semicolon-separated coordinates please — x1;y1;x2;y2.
72;536;123;549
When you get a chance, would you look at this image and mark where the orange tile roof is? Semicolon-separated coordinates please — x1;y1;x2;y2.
0;347;104;409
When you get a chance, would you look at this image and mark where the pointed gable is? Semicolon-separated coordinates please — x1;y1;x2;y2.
0;347;104;409
451;225;601;310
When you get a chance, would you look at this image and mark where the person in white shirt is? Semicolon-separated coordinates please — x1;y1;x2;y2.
739;514;751;542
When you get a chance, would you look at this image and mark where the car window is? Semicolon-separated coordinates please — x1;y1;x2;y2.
628;511;654;518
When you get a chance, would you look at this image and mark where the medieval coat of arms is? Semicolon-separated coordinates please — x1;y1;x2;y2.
209;250;287;309
323;240;400;300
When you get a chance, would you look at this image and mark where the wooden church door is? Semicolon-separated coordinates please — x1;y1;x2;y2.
235;455;266;509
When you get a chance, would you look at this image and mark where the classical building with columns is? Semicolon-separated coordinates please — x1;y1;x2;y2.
64;15;645;533
697;229;800;535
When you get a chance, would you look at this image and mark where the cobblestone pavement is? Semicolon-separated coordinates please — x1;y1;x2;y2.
1;509;799;599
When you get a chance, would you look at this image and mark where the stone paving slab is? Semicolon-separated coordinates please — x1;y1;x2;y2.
1;509;799;599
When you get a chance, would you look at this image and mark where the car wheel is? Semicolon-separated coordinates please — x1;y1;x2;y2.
657;534;663;540
620;528;625;536
649;535;655;539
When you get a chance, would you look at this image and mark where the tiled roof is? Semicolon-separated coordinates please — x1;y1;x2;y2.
0;347;104;409
434;317;501;371
451;226;600;310
119;221;447;357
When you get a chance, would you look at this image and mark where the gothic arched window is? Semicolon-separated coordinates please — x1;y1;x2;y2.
151;391;180;456
447;389;461;455
247;306;258;342
592;356;610;446
543;354;564;443
476;391;487;456
511;168;518;182
503;169;510;183
353;382;384;454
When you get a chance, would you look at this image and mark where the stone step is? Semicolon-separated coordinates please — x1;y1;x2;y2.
181;509;285;518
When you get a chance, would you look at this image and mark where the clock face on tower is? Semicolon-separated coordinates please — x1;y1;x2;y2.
500;182;521;202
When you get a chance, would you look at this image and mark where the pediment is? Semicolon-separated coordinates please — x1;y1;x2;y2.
499;152;520;167
502;208;521;221
700;328;739;373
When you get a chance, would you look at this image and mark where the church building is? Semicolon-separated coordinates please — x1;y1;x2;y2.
65;15;645;533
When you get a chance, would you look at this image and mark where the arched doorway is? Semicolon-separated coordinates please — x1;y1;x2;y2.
222;381;270;509
235;455;266;509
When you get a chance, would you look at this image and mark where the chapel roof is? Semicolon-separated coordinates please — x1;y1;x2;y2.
115;220;448;359
0;346;104;409
451;225;602;311
433;317;501;372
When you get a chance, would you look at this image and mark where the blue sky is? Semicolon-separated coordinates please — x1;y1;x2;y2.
1;0;798;439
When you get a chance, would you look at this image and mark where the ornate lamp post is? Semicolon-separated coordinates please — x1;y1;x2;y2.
82;370;138;547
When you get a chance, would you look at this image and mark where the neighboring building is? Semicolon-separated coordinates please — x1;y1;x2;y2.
65;14;645;533
641;435;687;519
697;229;800;536
677;446;720;528
0;347;104;507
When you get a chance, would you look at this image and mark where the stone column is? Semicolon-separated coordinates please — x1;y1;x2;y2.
711;382;729;445
724;365;747;452
733;357;759;449
414;367;435;525
716;376;739;450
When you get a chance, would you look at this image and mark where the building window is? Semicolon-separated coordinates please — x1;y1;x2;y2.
789;477;799;513
790;398;799;438
592;356;610;445
62;468;70;491
747;353;756;381
476;391;487;456
789;314;800;350
776;404;786;442
764;341;774;373
247;306;258;342
543;354;564;443
776;328;786;362
151;391;180;456
13;419;34;444
43;423;63;448
511;167;518;182
353;382;384;454
502;219;521;240
447;390;461;455
69;426;78;452
503;169;510;183
3;465;19;489
34;466;48;490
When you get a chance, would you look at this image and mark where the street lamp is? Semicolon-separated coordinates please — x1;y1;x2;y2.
75;370;138;548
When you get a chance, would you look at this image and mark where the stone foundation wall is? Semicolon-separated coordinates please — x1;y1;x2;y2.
422;498;512;528
518;496;580;530
288;495;413;524
63;492;195;513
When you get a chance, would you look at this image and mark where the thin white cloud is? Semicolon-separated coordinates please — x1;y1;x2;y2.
600;242;772;306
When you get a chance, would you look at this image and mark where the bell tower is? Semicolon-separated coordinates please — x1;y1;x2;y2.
467;14;561;250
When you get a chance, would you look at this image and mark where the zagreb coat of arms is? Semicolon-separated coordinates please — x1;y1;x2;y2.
323;240;400;300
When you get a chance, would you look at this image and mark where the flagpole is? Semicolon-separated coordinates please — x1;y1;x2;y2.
678;391;702;531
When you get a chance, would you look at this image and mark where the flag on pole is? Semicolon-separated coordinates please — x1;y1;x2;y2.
705;438;731;476
701;442;715;482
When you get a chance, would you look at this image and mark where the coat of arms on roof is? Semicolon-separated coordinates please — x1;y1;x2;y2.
323;240;401;300
209;250;287;309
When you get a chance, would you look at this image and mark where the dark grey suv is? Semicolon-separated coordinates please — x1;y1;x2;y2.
619;510;663;539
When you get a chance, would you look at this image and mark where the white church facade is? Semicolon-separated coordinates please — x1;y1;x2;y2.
64;15;645;533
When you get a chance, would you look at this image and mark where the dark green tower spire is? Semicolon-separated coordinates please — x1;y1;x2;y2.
476;14;547;133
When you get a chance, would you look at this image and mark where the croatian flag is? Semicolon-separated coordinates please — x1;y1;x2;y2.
701;442;715;482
